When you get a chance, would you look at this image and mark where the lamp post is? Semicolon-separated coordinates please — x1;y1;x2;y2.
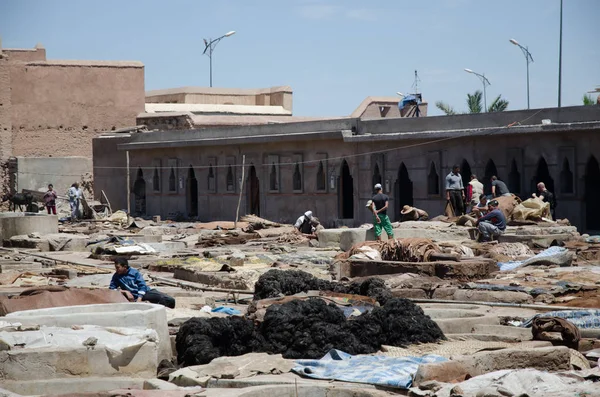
558;0;563;108
464;68;491;112
203;30;236;87
509;39;534;109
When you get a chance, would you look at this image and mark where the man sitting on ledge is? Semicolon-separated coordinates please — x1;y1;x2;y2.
110;257;175;308
475;199;506;242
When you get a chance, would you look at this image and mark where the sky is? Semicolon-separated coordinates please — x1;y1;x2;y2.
1;0;598;117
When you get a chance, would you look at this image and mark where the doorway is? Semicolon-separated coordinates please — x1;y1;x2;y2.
338;160;354;219
186;166;198;217
247;165;260;216
133;168;146;216
532;157;555;195
394;163;413;221
585;156;600;231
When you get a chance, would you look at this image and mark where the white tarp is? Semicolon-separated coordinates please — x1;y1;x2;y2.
0;324;158;355
433;368;600;397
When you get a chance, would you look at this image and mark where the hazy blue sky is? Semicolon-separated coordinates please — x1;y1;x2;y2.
1;0;598;116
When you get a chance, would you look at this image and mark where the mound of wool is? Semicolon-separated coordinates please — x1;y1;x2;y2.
334;278;393;305
176;297;444;366
253;269;331;300
259;298;378;359
176;316;262;367
254;269;392;304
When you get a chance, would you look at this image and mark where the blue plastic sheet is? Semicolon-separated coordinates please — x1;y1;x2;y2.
293;349;446;389
211;306;241;315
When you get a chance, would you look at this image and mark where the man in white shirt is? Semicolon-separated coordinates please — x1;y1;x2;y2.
68;182;81;220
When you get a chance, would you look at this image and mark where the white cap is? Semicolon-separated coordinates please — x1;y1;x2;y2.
304;211;313;219
374;183;382;190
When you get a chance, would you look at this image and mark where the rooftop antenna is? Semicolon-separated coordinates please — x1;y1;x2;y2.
412;70;421;95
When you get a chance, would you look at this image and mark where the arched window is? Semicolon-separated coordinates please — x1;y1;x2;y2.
226;165;234;191
427;162;439;195
269;163;278;191
168;167;176;192
508;159;521;194
207;164;215;191
152;167;160;192
560;157;574;194
316;161;326;191
372;163;382;188
293;163;302;191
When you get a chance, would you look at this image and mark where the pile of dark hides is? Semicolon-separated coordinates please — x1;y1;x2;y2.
253;269;393;304
176;297;444;367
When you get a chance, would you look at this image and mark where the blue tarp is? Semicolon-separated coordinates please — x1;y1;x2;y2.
498;246;568;271
293;349;447;389
520;309;600;329
398;94;421;110
211;306;241;315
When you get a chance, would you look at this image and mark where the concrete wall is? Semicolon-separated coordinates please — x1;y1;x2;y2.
8;61;144;157
93;106;600;231
13;156;92;196
0;213;58;243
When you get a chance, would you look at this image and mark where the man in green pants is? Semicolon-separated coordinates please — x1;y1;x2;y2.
370;183;394;241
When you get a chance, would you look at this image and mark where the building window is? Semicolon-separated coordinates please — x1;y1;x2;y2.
293;163;302;191
168;167;176;192
207;164;216;192
270;163;278;191
226;165;234;192
560;157;574;194
316;161;326;191
379;106;390;117
428;162;439;195
152;167;160;192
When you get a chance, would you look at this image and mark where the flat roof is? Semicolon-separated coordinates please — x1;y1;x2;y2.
144;103;292;116
146;85;292;97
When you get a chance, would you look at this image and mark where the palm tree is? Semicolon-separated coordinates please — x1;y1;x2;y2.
436;90;509;115
583;94;596;105
434;101;457;115
466;91;483;113
487;95;509;112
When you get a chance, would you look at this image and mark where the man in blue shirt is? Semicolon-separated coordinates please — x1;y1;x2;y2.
110;257;175;308
475;200;506;242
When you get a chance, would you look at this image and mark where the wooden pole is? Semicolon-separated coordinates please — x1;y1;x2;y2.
126;151;131;225
234;155;246;229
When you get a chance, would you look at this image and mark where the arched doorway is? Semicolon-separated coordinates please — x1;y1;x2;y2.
532;157;555;195
483;159;498;196
133;168;146;216
585;156;600;231
460;159;472;193
338;160;354;219
186;166;198;218
394;163;413;221
247;165;260;216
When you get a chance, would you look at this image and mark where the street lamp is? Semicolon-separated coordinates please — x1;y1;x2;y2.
203;30;236;87
509;38;534;109
464;68;491;112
